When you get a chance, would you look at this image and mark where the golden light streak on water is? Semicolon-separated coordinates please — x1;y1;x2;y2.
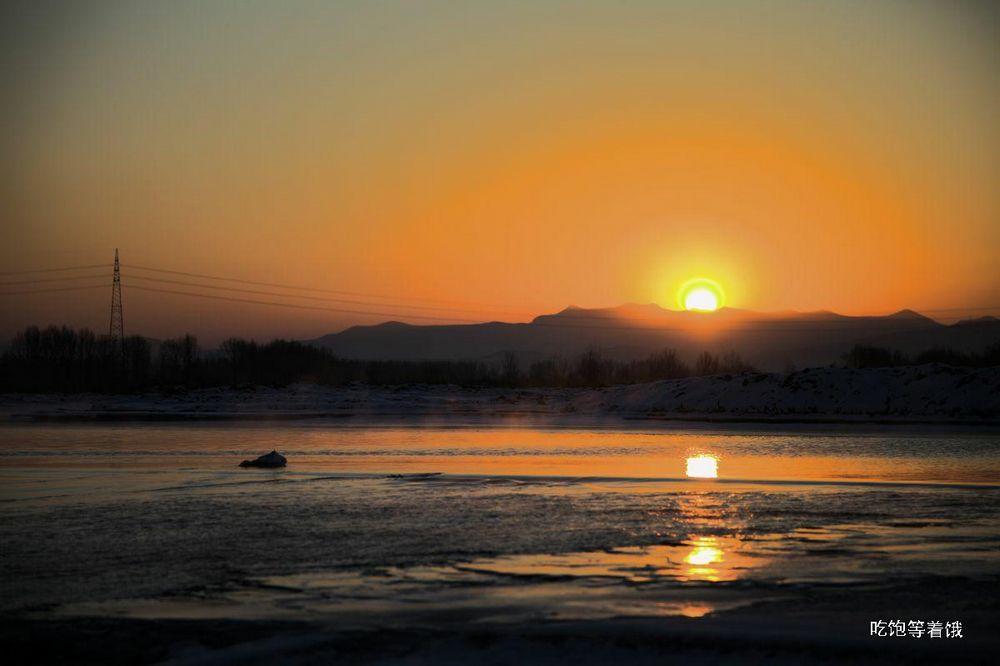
686;455;719;479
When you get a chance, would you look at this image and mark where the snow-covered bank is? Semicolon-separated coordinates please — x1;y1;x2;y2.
592;364;1000;420
1;364;997;423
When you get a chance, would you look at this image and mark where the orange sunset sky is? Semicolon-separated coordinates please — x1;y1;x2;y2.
2;1;998;343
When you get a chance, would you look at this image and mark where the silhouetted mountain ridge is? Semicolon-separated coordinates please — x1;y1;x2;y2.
306;305;999;371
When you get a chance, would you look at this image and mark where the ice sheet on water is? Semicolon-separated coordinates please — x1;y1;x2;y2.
4;464;999;614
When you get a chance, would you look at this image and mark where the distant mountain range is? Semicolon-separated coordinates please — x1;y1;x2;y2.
305;304;1000;371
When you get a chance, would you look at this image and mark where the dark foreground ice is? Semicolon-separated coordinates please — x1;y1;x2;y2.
1;422;998;663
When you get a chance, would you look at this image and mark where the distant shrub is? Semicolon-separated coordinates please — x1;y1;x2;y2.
845;344;901;368
720;350;755;374
695;351;720;376
845;342;999;369
915;346;975;366
500;351;520;387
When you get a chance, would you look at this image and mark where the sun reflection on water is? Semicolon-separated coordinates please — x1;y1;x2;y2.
686;543;723;566
686;455;719;479
683;537;726;581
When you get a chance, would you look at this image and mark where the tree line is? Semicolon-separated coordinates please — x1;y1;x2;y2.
844;343;1000;369
0;325;756;393
2;325;995;394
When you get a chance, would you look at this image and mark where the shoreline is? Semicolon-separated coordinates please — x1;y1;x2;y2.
5;410;1000;428
3;363;1000;430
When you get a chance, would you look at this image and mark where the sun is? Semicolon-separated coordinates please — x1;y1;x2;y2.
678;278;725;312
685;287;718;312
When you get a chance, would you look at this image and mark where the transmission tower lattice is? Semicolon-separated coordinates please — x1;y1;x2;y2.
109;248;125;356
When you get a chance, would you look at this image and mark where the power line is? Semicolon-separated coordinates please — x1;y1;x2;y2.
125;274;530;316
0;263;110;276
0;273;109;287
127;285;485;323
122;262;511;308
0;284;106;295
827;305;1000;315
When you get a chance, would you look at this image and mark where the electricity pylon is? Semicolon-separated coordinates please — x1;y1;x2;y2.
109;248;125;357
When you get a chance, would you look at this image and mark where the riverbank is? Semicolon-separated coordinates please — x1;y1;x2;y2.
2;364;997;425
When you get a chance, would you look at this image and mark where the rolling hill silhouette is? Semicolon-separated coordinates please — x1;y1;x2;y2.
306;305;999;370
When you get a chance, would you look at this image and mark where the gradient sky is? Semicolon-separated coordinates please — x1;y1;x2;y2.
2;0;998;343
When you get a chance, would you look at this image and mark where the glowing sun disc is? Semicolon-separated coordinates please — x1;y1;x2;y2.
684;287;718;311
678;278;725;312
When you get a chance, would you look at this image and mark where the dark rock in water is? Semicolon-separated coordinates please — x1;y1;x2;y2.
239;450;287;468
